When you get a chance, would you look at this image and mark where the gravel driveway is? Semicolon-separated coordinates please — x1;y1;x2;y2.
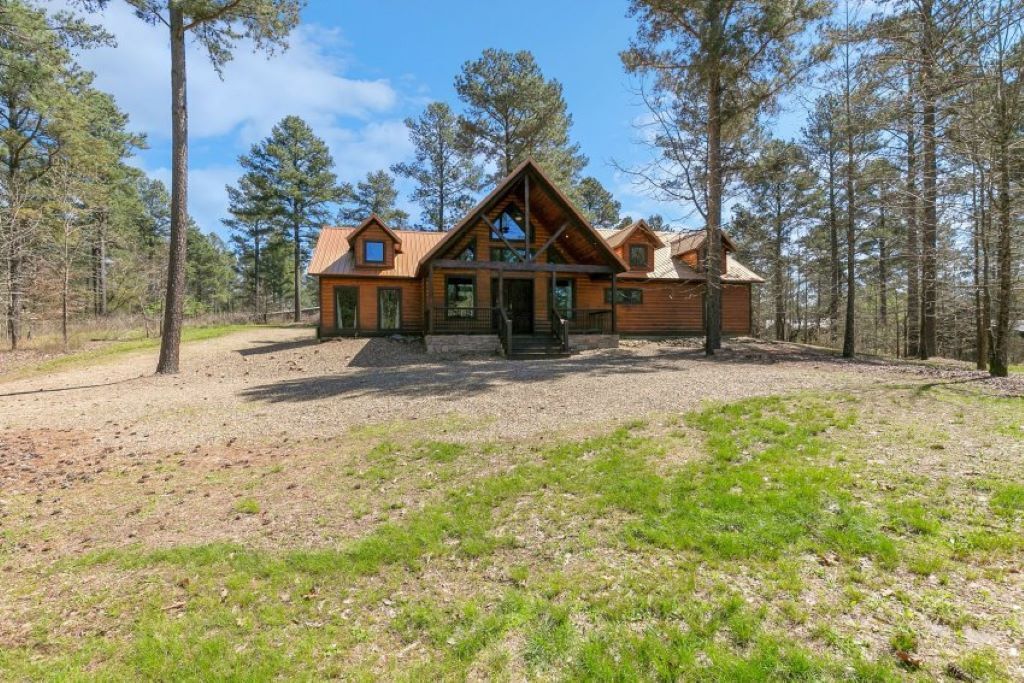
1;326;1016;454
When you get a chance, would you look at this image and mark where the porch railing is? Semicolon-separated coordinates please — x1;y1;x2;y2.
496;306;513;357
550;307;569;352
430;307;495;334
566;308;614;335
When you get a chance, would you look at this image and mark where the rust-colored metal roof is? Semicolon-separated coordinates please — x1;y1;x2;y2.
667;229;738;256
604;219;666;248
307;227;446;278
596;229;764;283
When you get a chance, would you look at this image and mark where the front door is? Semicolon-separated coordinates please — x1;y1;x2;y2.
334;286;358;332
492;278;534;334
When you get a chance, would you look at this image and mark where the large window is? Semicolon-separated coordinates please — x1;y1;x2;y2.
605;288;643;305
490;247;531;263
445;276;476;318
378;288;401;329
629;244;649;268
364;240;385;263
334;286;358;330
491;204;528;242
553;279;574;316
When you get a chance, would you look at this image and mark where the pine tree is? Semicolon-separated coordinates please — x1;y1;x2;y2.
623;0;831;355
81;0;301;373
455;49;587;188
340;170;408;226
576;177;622;228
224;176;273;314
238;116;343;323
739;138;817;341
391;102;483;231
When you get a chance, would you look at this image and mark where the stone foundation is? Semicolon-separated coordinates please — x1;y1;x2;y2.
424;334;501;355
570;334;619;351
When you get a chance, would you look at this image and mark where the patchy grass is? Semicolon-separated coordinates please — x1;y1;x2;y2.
2;390;1022;679
2;324;257;380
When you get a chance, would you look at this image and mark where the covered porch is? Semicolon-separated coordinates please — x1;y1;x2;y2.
424;260;620;356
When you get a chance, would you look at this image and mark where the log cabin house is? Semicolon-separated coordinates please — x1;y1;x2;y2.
308;159;763;358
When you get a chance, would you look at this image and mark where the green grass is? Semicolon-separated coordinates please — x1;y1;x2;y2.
4;324;256;379
5;393;1021;679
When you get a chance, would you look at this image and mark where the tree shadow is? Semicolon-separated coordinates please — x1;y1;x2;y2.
0;375;144;398
236;338;319;357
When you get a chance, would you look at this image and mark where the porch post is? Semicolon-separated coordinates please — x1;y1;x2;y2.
610;273;618;333
498;267;504;310
550;269;556;312
428;263;435;334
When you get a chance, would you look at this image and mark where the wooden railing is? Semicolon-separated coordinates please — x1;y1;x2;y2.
430;307;495;334
567;308;614;334
550;307;569;352
496;306;513;357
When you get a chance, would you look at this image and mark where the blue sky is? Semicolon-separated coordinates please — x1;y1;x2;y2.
68;0;805;237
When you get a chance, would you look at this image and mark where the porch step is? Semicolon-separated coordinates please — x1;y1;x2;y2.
507;335;574;360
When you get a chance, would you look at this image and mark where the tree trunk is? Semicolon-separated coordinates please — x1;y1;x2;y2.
6;240;19;350
254;234;261;318
878;231;888;330
773;201;785;341
292;219;301;323
828;132;840;347
919;0;938;359
842;30;856;359
904;76;921;358
972;159;988;370
156;8;189;375
990;131;1013;377
704;71;723;355
62;230;70;352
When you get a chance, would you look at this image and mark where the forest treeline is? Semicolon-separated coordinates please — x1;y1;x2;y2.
1;0;1021;374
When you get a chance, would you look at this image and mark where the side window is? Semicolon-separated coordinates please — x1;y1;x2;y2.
445;276;476;318
605;288;643;305
629;244;648;268
364;240;385;264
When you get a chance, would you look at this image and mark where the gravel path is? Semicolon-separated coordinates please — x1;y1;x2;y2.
2;326;1019;454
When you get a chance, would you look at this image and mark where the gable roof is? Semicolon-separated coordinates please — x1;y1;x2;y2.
669;229;738;256
308;227;445;278
346;214;404;252
596;229;764;284
415;158;628;275
605;219;666;249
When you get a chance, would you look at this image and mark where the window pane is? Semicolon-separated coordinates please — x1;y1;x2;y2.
335;288;358;329
456;240;476;261
629;245;647;267
379;289;400;329
445;277;475;318
491;205;527;241
554;279;573;315
365;241;385;263
605;288;643;305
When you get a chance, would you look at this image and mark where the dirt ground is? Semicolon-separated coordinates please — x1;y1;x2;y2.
2;327;1023;679
4;325;1017;453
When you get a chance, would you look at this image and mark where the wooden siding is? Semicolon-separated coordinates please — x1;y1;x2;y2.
353;224;397;269
722;284;752;335
613;281;704;334
319;276;423;333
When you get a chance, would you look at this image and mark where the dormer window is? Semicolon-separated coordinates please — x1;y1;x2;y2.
364;240;385;264
492;205;527;242
629;244;648;268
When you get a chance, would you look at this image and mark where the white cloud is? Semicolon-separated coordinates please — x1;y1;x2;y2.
62;1;420;233
76;3;397;142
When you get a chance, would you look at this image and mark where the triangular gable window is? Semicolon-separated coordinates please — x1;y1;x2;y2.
456;239;476;261
491;205;527;242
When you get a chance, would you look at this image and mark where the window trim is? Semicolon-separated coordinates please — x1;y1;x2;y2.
490;203;529;243
364;239;386;264
605;287;644;305
444;274;477;319
334;285;359;331
552;277;576;316
628;243;649;268
455;238;477;261
376;286;402;330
